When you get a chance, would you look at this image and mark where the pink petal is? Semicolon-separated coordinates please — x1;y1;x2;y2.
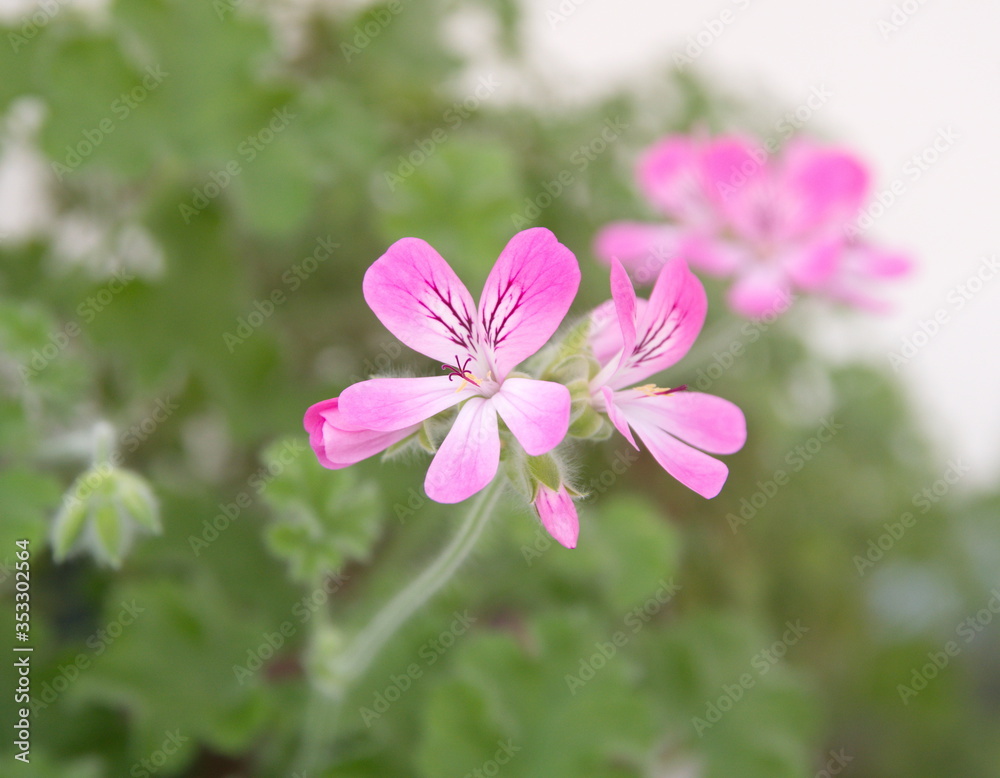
628;417;731;499
611;258;707;389
363;237;479;364
780;141;870;235
303;397;419;469
699;135;769;217
593;222;687;282
681;234;746;277
637;135;711;224
424;398;500;503
726;267;795;319
617;390;746;455
601;385;638;450
339;375;466;432
589;298;649;367
609;258;638;375
491;377;570;456
783;239;841;290
847;245;914;279
478;228;580;380
534;484;579;549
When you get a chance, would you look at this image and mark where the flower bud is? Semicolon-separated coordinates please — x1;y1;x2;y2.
51;464;160;568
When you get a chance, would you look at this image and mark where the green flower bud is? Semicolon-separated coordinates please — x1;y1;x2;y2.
51;464;160;568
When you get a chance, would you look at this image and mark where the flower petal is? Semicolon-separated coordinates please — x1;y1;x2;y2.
609;258;638;375
780;141;869;235
593;222;686;281
629;418;731;499
699;135;769;218
617;391;746;455
612;258;707;388
339;375;466;432
534;484;579;549
478;228;580;379
303;397;419;469
424;397;500;503
363;237;479;364
601;386;638;450
783;239;841;290
491;377;570;456
637;135;713;225
589;298;648;367
726;267;794;319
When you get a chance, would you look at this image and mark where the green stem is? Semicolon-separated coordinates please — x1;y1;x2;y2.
296;478;504;772
333;477;504;685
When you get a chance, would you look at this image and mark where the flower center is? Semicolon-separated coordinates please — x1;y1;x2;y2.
442;355;494;394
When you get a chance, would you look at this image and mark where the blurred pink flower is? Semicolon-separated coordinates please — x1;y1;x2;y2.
595;134;912;317
311;228;580;504
590;258;746;498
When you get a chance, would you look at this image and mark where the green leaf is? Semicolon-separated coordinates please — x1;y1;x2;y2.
51;495;89;562
417;613;659;778
114;470;161;534
92;497;126;568
261;437;384;584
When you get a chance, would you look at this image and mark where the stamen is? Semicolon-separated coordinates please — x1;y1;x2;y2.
635;383;688;397
442;355;483;393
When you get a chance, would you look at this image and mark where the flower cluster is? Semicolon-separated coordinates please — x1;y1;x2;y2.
306;228;746;550
595;134;912;317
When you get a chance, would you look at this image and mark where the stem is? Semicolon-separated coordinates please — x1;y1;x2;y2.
334;476;504;685
295;478;504;773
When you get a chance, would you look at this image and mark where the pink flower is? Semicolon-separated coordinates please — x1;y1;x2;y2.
595;134;911;317
324;228;580;504
533;483;579;549
590;258;746;498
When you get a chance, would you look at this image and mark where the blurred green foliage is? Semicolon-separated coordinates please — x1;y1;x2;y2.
1;1;998;776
